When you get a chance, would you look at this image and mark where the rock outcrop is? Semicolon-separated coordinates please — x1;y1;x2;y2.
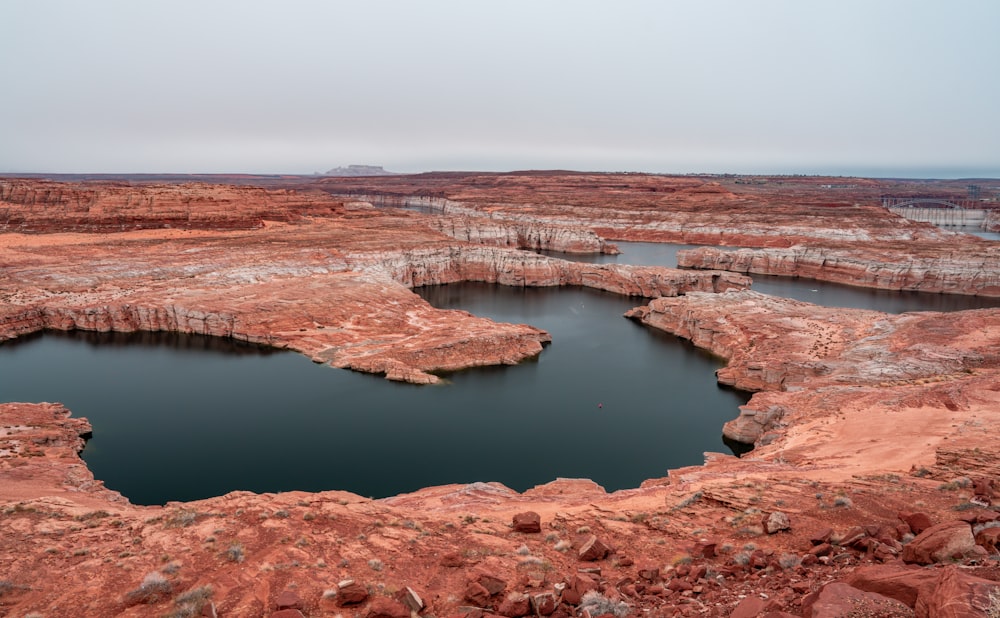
0;179;346;232
678;244;1000;297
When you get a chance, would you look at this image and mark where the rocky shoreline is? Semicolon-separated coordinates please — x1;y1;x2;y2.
1;173;998;616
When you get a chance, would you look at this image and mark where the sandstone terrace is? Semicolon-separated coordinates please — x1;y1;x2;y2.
0;172;998;617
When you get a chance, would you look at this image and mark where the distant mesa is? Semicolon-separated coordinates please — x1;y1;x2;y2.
323;164;396;177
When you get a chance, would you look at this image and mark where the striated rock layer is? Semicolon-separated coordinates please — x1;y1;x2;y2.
0;180;746;385
678;244;1000;297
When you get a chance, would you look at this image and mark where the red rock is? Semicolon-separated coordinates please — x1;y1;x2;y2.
578;536;610;561
498;592;531;617
801;583;913;618
976;526;1000;553
687;564;707;582
512;511;542;533
692;539;718;558
337;581;370;606
915;568;1000;618
275;590;303;610
397;586;424;613
800;554;818;567
901;520;977;565
809;528;833;545
365;597;411;618
901;512;934;535
763;511;791;534
809;543;833;557
637;565;659;582
844;564;937;607
474;573;507;596
441;551;464;567
271;610;305;618
730;596;766;618
465;582;492;607
839;526;867;548
201;602;218;618
666;579;692;592
615;555;634;567
531;593;557;616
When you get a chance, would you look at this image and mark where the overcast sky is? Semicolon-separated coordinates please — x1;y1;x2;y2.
3;1;998;177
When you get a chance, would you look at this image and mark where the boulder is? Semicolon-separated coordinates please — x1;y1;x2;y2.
275;590;303;611
763;511;791;534
464;582;491;607
901;520;977;565
729;596;765;618
474;573;507;596
512;511;542;533
975;525;1000;554
801;583;913;617
364;597;411;618
915;568;1000;618
337;581;370;606
692;538;718;558
844;564;938;608
531;593;557;616
398;586;424;613
900;512;934;535
578;535;610;561
809;528;833;545
498;592;531;617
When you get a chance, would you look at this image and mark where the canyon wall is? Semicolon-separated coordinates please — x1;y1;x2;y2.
626;290;1000;445
677;244;1000;297
0;179;344;232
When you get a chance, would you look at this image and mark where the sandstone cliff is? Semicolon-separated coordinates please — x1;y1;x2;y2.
0;179;345;232
677;243;1000;297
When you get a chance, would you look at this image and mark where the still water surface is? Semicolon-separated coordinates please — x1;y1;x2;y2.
2;241;997;505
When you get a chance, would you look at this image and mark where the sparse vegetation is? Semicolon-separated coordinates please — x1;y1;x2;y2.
368;558;383;571
554;540;572;552
274;509;290;519
165;509;198;528
579;590;629;618
833;496;853;508
516;544;532;556
224;542;245;563
124;572;172;605
779;553;801;569
167;585;213;618
673;491;703;511
576;526;591;534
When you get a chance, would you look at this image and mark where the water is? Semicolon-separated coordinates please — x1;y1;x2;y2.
4;240;997;505
0;288;749;505
546;241;1000;313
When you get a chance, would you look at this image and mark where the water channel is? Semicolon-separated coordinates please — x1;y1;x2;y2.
2;240;997;505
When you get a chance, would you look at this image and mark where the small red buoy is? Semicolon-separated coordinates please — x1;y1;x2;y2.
598;403;603;409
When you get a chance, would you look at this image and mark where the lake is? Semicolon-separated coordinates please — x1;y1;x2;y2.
2;241;997;505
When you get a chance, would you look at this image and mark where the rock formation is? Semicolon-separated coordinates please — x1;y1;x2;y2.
677;244;1000;297
1;173;998;616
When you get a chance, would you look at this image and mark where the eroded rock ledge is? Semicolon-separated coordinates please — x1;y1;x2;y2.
678;244;1000;297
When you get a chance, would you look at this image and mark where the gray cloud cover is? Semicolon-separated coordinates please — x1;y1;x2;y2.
2;0;998;176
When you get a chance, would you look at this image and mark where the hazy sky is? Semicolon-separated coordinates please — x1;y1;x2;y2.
3;1;998;176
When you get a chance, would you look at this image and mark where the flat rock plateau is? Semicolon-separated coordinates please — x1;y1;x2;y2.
1;172;998;617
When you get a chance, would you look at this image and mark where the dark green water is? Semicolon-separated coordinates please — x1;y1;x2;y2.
2;241;997;505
